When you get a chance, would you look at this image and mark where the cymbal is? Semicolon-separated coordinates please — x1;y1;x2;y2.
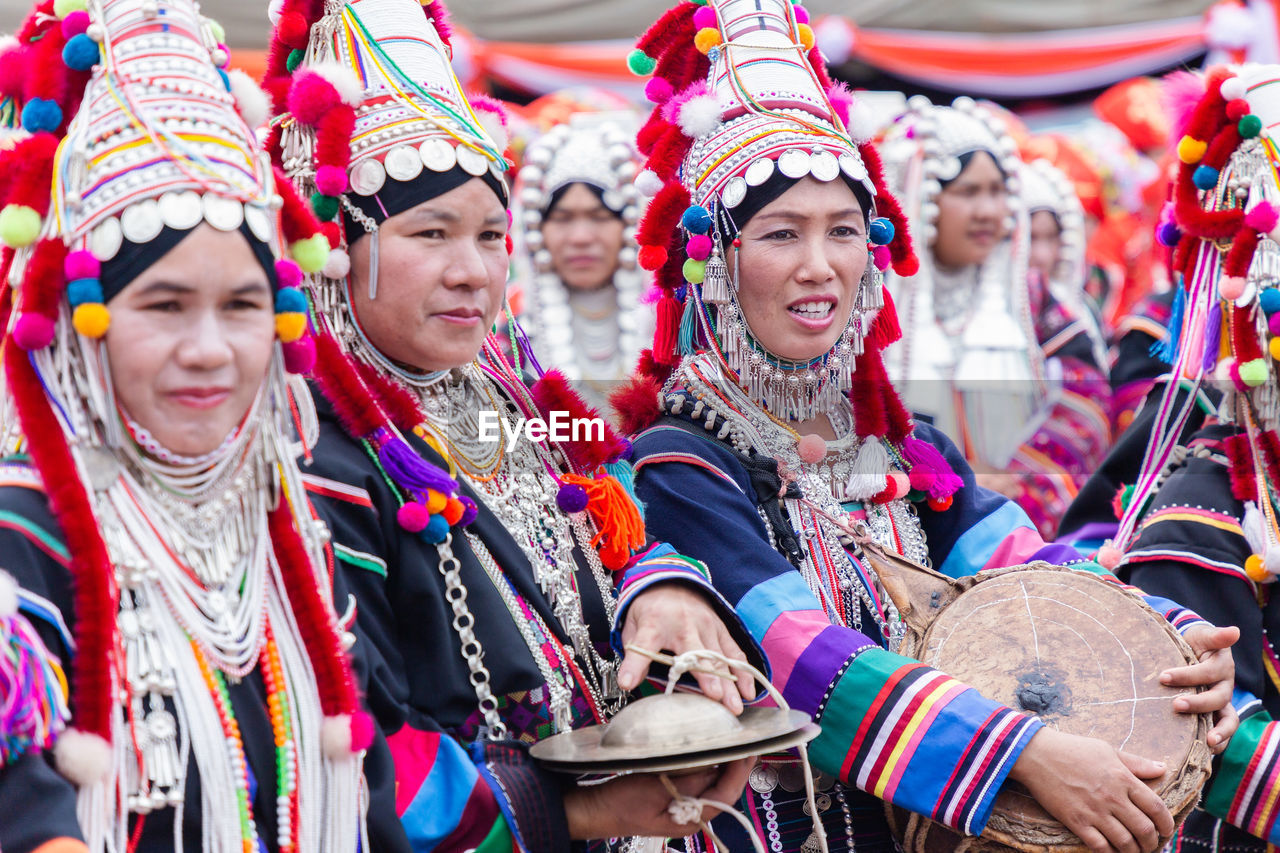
530;692;820;774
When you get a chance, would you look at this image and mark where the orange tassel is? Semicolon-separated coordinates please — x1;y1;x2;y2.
561;473;646;571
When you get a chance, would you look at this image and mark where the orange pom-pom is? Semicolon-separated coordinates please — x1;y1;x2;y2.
694;28;722;54
275;312;308;343
1246;553;1270;582
796;23;815;50
425;489;448;514
443;496;465;526
72;303;110;338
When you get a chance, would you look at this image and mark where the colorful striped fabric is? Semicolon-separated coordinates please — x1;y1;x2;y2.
1207;708;1280;844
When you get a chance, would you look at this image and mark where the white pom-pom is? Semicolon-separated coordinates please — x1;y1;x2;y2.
1206;4;1254;50
310;62;365;107
475;108;510;152
54;729;113;785
635;169;663;197
847;99;878;144
227;69;271;130
0;570;17;618
678;94;723;138
1243;502;1267;553
322;248;350;279
1221;76;1248;101
321;714;353;759
267;0;285;25
814;17;855;66
1266;547;1280;575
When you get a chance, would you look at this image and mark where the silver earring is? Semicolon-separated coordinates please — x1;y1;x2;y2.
369;228;379;301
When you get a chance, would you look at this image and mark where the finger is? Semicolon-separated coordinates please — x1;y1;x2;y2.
618;623;663;691
1208;707;1239;753
693;624;742;713
1097;814;1139;853
698;757;756;807
1117;750;1167;781
1172;682;1231;715
1161;656;1230;689
715;621;755;701
1126;776;1174;838
1114;799;1159;853
1186;625;1241;655
1073;824;1113;853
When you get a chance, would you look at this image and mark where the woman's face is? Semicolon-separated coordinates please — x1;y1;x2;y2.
1028;209;1062;282
348;178;509;372
932;150;1008;270
106;224;275;456
733;176;868;363
540;182;624;291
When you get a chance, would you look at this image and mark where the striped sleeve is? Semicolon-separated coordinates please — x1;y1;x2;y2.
632;425;1042;835
1204;702;1280;844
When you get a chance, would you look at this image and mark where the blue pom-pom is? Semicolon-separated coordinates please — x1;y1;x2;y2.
556;483;589;514
419;514;450;544
62;34;99;71
681;205;712;234
1155;222;1182;248
1260;287;1280;316
868;217;895;245
1192;165;1220;191
66;278;103;307
275;286;308;314
21;99;63;134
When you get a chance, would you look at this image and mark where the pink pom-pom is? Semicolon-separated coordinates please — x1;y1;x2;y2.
13;314;54;351
693;6;717;29
793;5;810;24
315;164;349;196
1097;544;1123;570
1229;359;1247;391
1220;276;1247;300
275;259;303;289
1269;313;1280;337
1247;201;1279;233
827;83;855;129
54;729;113;785
686;233;713;261
282;336;316;374
872;245;892;271
796;433;826;464
60;10;90;37
889;470;910;500
397;501;430;532
908;466;937;491
350;711;375;752
644;77;674;104
64;249;100;280
287;73;341;126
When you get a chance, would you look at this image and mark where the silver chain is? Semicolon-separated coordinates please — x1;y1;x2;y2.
435;533;507;740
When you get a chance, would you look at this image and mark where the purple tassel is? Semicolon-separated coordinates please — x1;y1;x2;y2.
901;435;963;499
1202;301;1222;373
376;433;458;497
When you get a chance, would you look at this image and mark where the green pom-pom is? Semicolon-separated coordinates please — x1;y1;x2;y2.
690;0;709;5
0;205;42;248
310;192;339;222
52;0;87;18
290;233;331;274
1239;114;1264;139
626;49;656;76
683;258;706;284
286;49;305;73
207;19;226;43
1118;484;1135;511
1240;357;1270;387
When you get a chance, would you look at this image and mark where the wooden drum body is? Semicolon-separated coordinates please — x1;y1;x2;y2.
868;554;1212;853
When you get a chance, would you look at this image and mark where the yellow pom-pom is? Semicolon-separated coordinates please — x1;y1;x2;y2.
72;303;110;338
52;0;87;18
425;490;448;514
797;23;815;51
694;27;722;54
1271;338;1280;361
275;312;308;343
1247;553;1270;582
1177;135;1207;164
0;205;42;249
290;233;331;274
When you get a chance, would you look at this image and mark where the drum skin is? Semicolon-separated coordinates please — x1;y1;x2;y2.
885;563;1212;853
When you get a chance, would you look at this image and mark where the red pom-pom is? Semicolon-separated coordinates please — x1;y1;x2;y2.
287;73;341;126
277;11;311;49
889;470;910;500
320;220;342;249
13;313;54;351
1226;98;1251;121
350;711;375;752
315;164;348;196
908;466;937;491
282;336;316;374
275;258;303;289
64;250;99;280
396;501;429;532
443;496;465;526
638;244;668;271
926;494;953;512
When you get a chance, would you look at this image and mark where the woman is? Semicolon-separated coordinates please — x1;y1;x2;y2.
879;97;1112;539
514;113;654;413
1111;63;1280;851
264;0;755;849
615;1;1237;850
0;0;403;850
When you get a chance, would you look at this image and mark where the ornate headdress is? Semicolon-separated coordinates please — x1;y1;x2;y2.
1108;64;1280;578
878;96;1045;466
514;111;653;380
618;0;918;430
0;0;368;846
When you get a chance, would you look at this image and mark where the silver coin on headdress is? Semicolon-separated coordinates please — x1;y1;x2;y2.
810;150;840;182
91;217;124;260
722;176;748;208
419;138;458;173
121;199;164;242
158;190;203;231
744;158;775;186
457;145;490;177
244;203;274;242
202;194;244;232
350;158;387;196
385;145;424;182
839;153;867;184
778;149;812;179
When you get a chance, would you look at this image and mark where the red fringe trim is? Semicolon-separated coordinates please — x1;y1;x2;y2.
1225;432;1257;502
352;359;422;433
275;167;323;244
422;0;453;47
645;124;691;181
1;133;59;215
1230;303;1264;362
1223;228;1260;278
269;504;358;716
636;183;690;249
5;338;115;743
807;47;833;91
652;39;704;96
1204;124;1242;170
866;290;901;350
1260;430;1280;487
530;370;630;470
653;294;682;367
636;114;668;157
636;3;696;56
314;106;357;176
1173;162;1243;239
312;332;386;438
611;372;664;437
858;143;918;276
20;238;68;319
